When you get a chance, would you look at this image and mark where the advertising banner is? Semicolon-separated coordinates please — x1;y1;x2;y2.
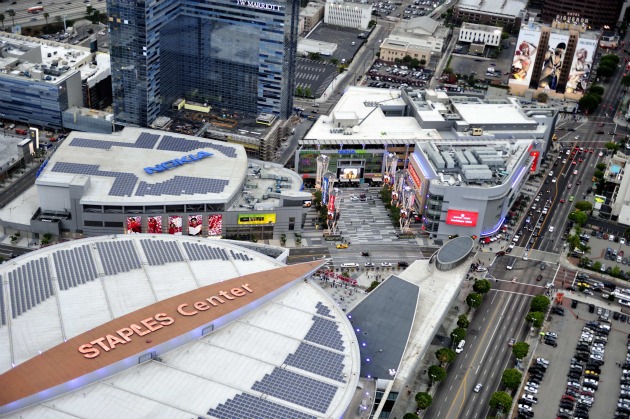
147;216;162;234
408;164;422;189
168;216;183;235
446;210;479;227
188;215;202;236
126;216;142;234
510;28;542;86
328;195;336;213
337;167;363;180
530;151;540;172
208;214;223;236
539;33;569;90
322;177;330;205
566;38;597;95
237;213;276;225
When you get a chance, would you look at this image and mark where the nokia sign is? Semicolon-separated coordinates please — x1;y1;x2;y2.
144;151;213;175
236;0;282;11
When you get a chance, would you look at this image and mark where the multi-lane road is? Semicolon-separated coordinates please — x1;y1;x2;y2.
2;0;106;28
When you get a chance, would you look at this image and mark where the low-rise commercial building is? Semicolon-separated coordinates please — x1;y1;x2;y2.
379;17;450;63
454;0;526;33
458;22;503;47
324;0;372;30
0;127;311;240
0;33;111;130
300;2;326;34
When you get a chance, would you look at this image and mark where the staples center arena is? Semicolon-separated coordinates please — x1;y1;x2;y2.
0;127;311;241
0;234;360;417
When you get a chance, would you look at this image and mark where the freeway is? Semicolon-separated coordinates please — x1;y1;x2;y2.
2;0;106;28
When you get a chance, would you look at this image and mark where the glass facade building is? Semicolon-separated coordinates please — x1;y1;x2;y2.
107;0;299;127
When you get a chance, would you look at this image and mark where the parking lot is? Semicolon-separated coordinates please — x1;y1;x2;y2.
363;61;433;89
569;228;630;280
306;24;366;63
523;298;630;418
448;36;517;85
294;58;339;98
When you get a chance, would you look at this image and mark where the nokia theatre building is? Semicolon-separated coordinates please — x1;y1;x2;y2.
0;127;311;240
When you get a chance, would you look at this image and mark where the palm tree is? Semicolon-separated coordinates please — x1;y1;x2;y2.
0;14;5;30
43;12;49;25
7;9;15;27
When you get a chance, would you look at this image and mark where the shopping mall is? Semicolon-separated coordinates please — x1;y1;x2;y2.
0;127;311;240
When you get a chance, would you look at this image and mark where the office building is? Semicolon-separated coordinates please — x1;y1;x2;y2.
0;34;111;129
458;22;503;47
300;2;326;34
107;0;300;128
324;0;372;30
453;0;526;34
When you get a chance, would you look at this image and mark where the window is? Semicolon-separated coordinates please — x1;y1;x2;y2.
289;217;295;231
84;220;104;227
104;221;124;227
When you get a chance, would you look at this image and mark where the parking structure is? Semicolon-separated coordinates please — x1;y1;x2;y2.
525;298;630;418
364;61;433;89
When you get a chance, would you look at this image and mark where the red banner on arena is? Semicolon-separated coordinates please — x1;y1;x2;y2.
446;210;478;227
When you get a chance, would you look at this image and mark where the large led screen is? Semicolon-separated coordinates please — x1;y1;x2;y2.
208;214;223;236
188;215;202;236
510;28;542;86
446;210;479;227
147;216;162;234
168;216;183;235
126;216;141;234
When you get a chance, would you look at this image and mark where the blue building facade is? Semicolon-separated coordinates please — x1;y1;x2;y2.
107;0;299;127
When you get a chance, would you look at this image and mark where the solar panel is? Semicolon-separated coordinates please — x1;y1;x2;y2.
315;301;335;319
251;368;337;413
70;133;160;150
7;258;53;318
51;162;138;197
304;317;345;352
285;343;345;382
140;239;184;265
207;393;316;419
158;135;237;158
96;241;142;275
135;176;229;197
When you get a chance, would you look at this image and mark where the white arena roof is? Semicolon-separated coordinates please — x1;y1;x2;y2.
37;127;249;205
0;235;359;418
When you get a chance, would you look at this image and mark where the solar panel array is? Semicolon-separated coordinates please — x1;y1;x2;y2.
304;317;346;352
70;132;160;150
285;342;346;382
8;258;53;319
206;393;316;419
135;176;229;197
0;276;5;326
315;301;335;318
229;250;252;261
51;162;138;197
182;243;235;262
52;246;98;291
251;368;337;413
158;135;238;158
140;239;184;266
96;241;142;275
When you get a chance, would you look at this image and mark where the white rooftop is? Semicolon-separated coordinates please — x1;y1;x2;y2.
457;0;526;17
0;235;359;418
452;102;532;125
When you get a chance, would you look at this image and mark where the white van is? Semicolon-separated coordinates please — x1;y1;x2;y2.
341;262;359;268
455;340;465;353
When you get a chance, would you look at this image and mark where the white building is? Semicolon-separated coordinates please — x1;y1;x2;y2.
379;16;451;62
324;0;372;30
458;22;503;47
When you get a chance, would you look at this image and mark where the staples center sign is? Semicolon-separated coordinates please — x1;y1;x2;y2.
78;283;254;359
446;210;478;227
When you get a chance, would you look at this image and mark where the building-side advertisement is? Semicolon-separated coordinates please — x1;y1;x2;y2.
510;29;542;87
566;38;597;96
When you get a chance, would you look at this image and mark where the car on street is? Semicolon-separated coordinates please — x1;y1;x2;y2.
549;226;555;233
474;383;482;392
336;243;348;249
573;169;578;175
365;262;375;267
381;262;392;267
508;337;515;346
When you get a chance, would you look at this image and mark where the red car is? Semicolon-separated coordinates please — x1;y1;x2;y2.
560;199;565;203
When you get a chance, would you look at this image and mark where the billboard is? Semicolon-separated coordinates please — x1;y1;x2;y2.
538;33;569;90
322;176;330;205
337;167;363;180
510;28;542;86
188;215;202;236
446;210;479;227
126;216;142;234
237;213;276;225
208;214;223;236
530;151;540;172
566;38;597;95
147;216;162;234
408;164;422;189
168;216;183;235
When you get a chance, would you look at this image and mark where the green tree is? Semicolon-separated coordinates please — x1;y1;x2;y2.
612;265;622;277
403;55;412;64
601;54;620;66
473;279;492;294
43;12;49;25
579;93;601;114
526;311;544;327
593;170;604;179
410;58;420;68
304;86;312;98
368;19;377;28
308;52;321;60
606;141;619;152
567;233;580;250
451;327;466;344
435;347;456;365
578;243;591;255
512;341;529;360
596;162;607;171
330;58;338;66
415;392;433;410
597;64;615;78
589;85;604;96
403;414;419;419
538;93;549;103
489;391;513;412
457;314;470;329
575;201;593;212
428;365;447;385
501;368;523;390
593;261;602;271
7;9;15;26
623;74;630;87
419;59;427;66
466;292;483;309
86;5;94;15
0;13;4;30
530;295;550;312
568;211;588;226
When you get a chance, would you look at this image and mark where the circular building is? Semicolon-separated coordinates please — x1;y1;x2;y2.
0;235;359;417
435;236;474;271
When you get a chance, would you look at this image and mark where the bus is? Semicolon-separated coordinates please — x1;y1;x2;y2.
27;6;44;13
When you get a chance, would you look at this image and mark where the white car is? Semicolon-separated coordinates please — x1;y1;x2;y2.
549;226;555;233
552;178;556;183
573;169;578;175
610;235;615;242
622;238;627;245
545;282;554;289
524;386;538;394
474;383;482;393
522;253;529;261
536;358;549;365
381;262;392;267
549;171;554;176
365;262;375;267
455;340;465;353
599;151;604;157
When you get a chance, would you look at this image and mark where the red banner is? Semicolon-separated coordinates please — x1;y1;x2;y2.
530;151;540;172
328;195;336;213
446;210;478;227
408;164;422;188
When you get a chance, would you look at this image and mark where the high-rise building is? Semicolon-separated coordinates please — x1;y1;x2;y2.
107;0;300;127
539;0;624;31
